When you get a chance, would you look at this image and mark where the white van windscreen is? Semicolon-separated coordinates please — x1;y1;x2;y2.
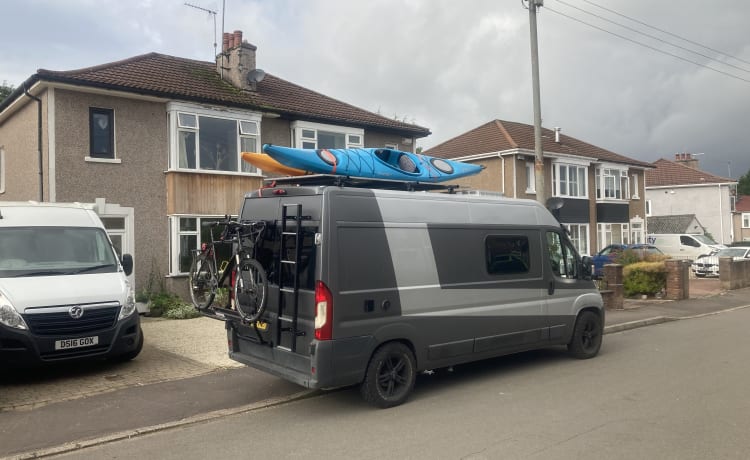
0;227;119;278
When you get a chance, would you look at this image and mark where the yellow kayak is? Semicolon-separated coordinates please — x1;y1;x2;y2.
241;152;307;176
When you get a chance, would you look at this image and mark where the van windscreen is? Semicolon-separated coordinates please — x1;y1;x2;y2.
0;227;119;278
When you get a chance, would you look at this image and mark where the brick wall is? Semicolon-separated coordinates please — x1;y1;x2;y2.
602;264;624;310
719;257;750;290
665;260;690;300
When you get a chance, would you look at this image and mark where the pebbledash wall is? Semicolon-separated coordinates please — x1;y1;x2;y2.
53;89;168;293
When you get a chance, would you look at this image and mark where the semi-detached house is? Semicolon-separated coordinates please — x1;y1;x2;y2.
423;120;654;256
0;31;430;297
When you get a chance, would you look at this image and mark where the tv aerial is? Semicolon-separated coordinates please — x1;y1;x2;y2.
184;2;218;57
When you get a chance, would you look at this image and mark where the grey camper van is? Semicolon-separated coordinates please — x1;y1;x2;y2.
206;178;604;407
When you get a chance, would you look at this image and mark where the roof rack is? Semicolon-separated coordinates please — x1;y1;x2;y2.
264;174;460;193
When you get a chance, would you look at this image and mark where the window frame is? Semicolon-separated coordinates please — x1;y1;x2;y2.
596;165;630;201
167;102;262;175
552;163;588;198
646;200;652;216
631;173;640;199
169;215;237;275
291;120;364;150
88;107;115;160
525;162;536;194
743;213;750;229
563;223;589;256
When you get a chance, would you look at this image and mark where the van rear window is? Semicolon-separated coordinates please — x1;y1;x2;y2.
485;235;530;275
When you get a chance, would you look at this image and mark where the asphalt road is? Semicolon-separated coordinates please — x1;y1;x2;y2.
50;307;750;460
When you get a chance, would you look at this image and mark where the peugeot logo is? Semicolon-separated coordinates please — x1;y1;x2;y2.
69;306;84;319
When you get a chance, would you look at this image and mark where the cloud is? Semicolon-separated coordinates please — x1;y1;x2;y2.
1;0;749;178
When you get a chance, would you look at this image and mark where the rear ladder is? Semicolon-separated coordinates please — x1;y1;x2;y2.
275;203;305;351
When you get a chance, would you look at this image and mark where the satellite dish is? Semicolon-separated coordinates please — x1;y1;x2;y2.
247;69;266;84
546;197;565;211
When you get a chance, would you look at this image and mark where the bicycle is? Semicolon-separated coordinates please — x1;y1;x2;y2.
188;217;269;323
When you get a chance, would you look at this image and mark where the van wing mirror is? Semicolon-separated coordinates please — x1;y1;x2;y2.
580;255;593;280
121;254;134;276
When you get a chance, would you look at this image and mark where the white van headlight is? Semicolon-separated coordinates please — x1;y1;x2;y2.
0;295;28;330
118;289;137;320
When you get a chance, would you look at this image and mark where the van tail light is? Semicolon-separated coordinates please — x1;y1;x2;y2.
314;280;333;340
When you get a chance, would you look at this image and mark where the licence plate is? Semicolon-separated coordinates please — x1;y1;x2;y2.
55;336;99;350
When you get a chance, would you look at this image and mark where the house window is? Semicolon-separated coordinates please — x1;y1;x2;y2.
631;174;639;199
552;163;587;198
597;223;629;250
0;146;5;194
169;103;261;174
596;167;630;200
292;121;364;150
743;213;750;228
564;223;589;256
485;235;530;275
646;200;652;216
89;108;115;159
525;162;536;194
170;216;233;274
384;142;398;150
631;219;644;244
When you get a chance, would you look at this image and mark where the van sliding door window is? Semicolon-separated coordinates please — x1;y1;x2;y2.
485;236;530;275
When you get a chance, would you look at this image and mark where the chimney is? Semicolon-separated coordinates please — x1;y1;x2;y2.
216;30;259;91
554;127;561;143
675;152;699;170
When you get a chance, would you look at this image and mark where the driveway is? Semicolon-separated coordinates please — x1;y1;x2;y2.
0;317;239;412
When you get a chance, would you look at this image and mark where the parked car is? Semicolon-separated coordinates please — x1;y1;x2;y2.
691;246;750;277
592;244;663;278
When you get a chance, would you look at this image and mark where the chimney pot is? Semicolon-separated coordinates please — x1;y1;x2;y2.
222;33;230;52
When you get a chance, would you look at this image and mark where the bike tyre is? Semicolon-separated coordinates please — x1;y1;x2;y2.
189;253;216;311
233;257;268;323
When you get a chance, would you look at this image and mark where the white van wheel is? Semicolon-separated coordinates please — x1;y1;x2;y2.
567;311;602;359
360;342;416;408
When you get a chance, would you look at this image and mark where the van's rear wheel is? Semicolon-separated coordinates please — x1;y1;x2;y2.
567;311;603;359
361;342;416;408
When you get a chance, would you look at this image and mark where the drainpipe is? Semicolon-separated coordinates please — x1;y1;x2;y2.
718;184;724;244
23;83;43;201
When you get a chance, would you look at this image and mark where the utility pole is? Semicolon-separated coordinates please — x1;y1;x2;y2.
527;0;545;204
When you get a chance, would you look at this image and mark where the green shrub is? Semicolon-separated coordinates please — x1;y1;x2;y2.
614;249;642;266
147;292;200;319
623;261;667;297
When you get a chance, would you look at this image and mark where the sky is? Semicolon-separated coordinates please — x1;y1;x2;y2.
2;0;749;179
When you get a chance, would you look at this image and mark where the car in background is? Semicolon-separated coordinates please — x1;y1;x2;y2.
691;246;750;277
592;244;663;278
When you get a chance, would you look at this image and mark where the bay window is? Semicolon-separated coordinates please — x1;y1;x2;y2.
596;167;630;200
168;102;261;174
170;216;233;275
552;163;587;198
564;223;589;256
597;223;630;250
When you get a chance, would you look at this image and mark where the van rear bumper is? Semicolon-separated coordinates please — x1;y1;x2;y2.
229;327;375;389
0;313;141;366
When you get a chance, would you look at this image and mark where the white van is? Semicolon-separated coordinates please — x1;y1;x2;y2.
0;202;142;366
198;177;604;408
647;233;725;260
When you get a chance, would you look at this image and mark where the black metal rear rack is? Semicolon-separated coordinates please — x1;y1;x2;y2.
263;174;460;193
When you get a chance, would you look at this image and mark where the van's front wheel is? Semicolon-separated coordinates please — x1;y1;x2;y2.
360;342;416;408
567;311;603;359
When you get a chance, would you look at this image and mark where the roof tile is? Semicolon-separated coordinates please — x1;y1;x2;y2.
646;159;734;187
423;119;652;168
34;53;429;136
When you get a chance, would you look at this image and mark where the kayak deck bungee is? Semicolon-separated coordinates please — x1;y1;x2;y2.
262;144;483;183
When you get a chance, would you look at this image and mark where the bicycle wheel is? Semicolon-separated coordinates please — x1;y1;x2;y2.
189;253;216;310
233;256;268;323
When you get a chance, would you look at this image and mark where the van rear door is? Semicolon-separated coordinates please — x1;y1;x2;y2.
239;192;322;354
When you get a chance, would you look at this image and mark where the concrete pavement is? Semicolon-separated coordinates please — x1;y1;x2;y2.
1;280;749;459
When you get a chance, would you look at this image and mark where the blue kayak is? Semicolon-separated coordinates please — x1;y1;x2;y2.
262;145;483;183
